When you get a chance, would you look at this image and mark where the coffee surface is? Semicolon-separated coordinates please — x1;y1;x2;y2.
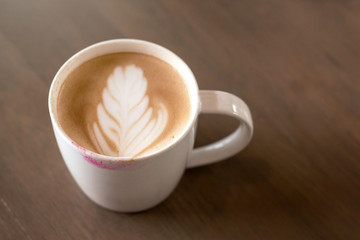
57;52;191;157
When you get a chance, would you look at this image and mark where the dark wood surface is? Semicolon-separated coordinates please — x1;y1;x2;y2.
1;0;359;239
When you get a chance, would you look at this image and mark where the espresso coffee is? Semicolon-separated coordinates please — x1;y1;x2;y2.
57;52;191;158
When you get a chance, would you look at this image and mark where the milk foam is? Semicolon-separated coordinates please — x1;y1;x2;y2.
87;65;168;157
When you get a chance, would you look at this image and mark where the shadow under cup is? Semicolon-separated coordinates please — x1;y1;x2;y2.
48;39;200;212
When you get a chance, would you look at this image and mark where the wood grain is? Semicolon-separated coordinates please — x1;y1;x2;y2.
0;0;359;239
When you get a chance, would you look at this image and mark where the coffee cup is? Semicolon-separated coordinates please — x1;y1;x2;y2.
48;39;253;212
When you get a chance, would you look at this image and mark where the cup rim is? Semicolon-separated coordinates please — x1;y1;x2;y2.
48;39;200;162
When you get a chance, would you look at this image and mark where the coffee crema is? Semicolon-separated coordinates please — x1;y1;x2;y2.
57;52;191;158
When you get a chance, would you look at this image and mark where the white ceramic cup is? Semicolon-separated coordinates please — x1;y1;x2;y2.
48;39;253;212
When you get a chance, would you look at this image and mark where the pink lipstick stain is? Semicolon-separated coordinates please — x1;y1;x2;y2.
83;155;116;169
71;141;136;170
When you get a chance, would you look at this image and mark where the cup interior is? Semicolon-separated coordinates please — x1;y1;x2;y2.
48;39;199;160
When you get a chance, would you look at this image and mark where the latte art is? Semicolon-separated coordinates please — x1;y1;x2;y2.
88;65;168;157
57;52;191;158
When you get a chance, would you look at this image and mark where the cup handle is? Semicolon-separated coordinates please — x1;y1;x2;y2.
187;90;254;168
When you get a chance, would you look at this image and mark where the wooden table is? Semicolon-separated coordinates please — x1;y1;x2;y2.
1;0;359;239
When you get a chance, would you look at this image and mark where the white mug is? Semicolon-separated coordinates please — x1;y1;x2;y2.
48;39;253;212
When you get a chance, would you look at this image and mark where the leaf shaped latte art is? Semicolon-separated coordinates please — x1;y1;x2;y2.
87;65;168;157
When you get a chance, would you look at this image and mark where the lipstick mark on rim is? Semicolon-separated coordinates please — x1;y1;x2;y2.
71;141;137;170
